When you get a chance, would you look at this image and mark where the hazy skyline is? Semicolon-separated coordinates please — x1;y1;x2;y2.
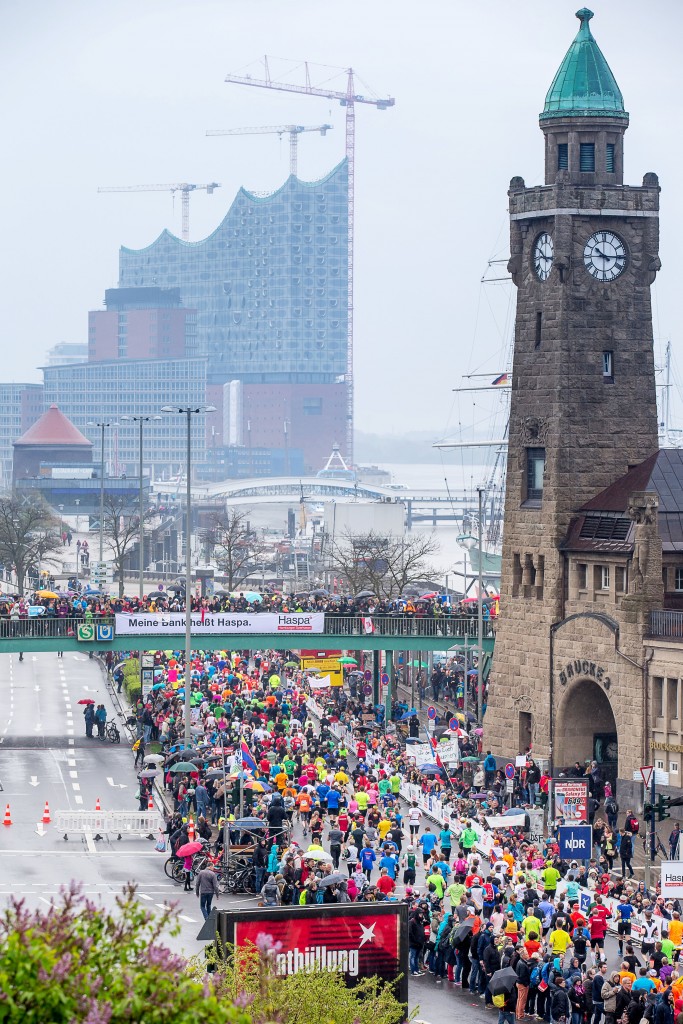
2;0;682;438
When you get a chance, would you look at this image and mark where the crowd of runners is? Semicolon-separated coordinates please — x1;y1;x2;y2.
110;644;683;1023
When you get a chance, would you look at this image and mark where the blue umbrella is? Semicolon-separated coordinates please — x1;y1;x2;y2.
398;709;418;721
152;682;165;690
419;764;442;775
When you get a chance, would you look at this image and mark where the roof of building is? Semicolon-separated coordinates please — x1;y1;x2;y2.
14;405;93;448
563;449;683;554
541;8;628;122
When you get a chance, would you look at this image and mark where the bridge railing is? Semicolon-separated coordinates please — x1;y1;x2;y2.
0;616;114;639
649;610;683;639
321;615;495;639
0;613;494;642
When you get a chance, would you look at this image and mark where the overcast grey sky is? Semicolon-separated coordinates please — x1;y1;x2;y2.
2;0;682;437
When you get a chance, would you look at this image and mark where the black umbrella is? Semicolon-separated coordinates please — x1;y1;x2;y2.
168;583;185;592
354;590;375;599
451;922;473;944
138;769;159;780
147;591;167;600
318;872;347;888
489;967;519;997
310;588;329;597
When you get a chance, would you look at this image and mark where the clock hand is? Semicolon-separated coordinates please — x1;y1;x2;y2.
593;248;610;260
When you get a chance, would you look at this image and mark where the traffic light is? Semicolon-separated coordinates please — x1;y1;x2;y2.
657;795;672;821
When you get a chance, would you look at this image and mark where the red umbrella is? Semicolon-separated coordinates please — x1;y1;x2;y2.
176;840;204;857
77;698;95;705
420;592;438;600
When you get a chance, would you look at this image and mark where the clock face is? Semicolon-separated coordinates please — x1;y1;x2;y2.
532;232;554;282
584;231;627;282
605;741;618;762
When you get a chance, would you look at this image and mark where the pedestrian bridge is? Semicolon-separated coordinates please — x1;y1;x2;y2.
0;615;495;654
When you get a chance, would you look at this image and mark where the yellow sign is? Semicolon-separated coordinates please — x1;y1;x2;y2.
299;656;344;687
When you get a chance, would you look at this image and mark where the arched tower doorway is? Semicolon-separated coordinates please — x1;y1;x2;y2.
555;679;619;790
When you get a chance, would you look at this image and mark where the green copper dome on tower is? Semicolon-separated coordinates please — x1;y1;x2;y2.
540;8;628;121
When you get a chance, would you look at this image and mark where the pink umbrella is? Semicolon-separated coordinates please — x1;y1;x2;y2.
175;840;204;858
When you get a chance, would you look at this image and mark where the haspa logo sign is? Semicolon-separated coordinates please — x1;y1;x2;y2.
212;903;408;1002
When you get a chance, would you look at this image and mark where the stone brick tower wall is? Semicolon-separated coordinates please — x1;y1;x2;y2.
485;9;661;769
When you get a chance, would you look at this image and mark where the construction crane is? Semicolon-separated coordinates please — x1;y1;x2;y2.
206;124;332;176
224;57;395;465
97;182;221;242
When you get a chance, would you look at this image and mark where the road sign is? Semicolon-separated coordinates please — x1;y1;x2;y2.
364;670;372;681
427;706;436;720
558;824;593;861
449;717;459;731
381;673;389;685
640;765;654;788
504;762;515;780
505;779;514;793
363;683;372;696
77;624;94;642
96;623;113;642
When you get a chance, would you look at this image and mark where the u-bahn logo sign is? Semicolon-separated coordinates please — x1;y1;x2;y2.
557;659;611;689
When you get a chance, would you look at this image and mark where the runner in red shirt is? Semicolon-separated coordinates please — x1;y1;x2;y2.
376;871;396;897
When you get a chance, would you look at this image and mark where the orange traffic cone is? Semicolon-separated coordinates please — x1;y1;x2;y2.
147;794;154;811
2;803;12;826
187;816;195;841
95;797;101;811
42;801;51;824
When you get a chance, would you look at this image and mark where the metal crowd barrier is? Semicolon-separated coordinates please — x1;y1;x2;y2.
55;810;109;838
54;809;162;840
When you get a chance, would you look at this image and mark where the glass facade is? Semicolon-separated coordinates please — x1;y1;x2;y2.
0;384;44;488
118;161;349;384
42;359;207;478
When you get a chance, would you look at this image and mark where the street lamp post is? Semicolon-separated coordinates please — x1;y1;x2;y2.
87;421;112;563
476;486;485;727
161;405;215;750
458;529;477;724
122;415;161;600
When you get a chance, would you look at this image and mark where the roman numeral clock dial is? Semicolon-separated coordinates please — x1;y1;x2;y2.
584;231;627;282
532;232;554;282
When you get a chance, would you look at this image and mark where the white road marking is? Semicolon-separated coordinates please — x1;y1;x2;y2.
38;897;52;906
34;723;42;732
84;832;96;854
29;776;39;787
137;893;153;901
66;728;74;735
74;796;83;805
72;783;80;791
69;771;78;779
178;915;196;923
68;738;74;745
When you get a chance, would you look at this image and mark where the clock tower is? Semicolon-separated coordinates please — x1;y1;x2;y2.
486;9;661;769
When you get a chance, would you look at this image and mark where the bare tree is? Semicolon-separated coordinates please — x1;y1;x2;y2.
0;495;61;595
327;529;440;599
101;494;156;596
201;508;268;590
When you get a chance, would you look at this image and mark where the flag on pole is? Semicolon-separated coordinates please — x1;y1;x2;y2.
491;373;509;386
363;617;375;634
240;740;257;771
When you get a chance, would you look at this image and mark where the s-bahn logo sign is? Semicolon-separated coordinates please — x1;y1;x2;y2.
557;659;612;689
114;612;325;636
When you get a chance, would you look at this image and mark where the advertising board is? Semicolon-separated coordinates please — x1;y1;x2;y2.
661;861;683;899
299;655;344;688
551;777;589;823
211;903;408;1004
115;612;325;636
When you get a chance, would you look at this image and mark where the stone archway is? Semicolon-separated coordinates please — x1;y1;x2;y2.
555;678;619;784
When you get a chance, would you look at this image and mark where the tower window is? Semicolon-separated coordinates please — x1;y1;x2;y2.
606;143;615;173
675;567;683;592
600;565;610;591
557;143;568;170
535;312;542;349
603;351;614;381
526;447;545;501
580;143;595;172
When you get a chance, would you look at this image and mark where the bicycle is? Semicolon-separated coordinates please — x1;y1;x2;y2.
105;721;120;743
642;831;668;860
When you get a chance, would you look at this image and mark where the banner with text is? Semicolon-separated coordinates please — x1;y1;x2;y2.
115;612;325;636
